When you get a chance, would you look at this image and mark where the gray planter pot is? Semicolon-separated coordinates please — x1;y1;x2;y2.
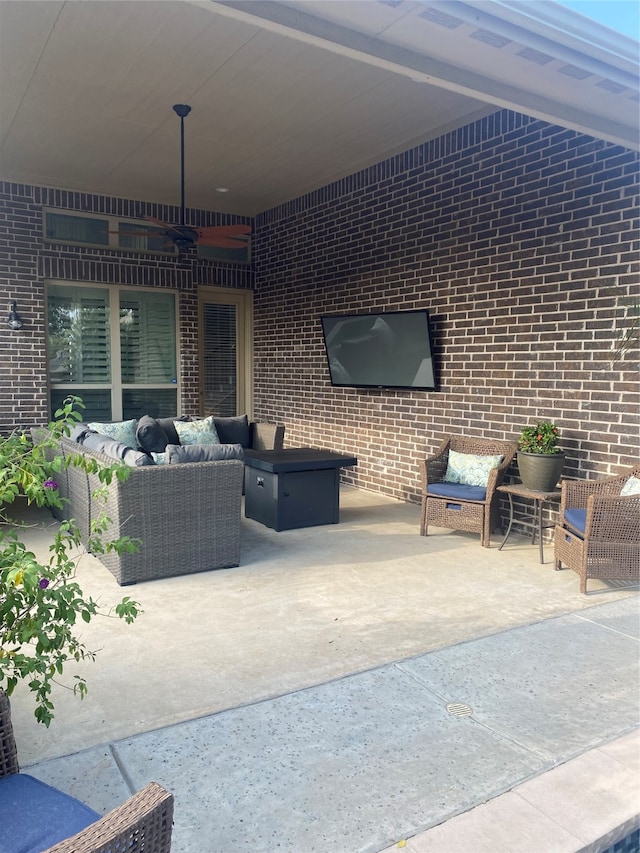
517;450;565;492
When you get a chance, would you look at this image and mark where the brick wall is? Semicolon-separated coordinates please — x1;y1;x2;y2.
0;184;252;431
1;109;638;524
254;110;639;506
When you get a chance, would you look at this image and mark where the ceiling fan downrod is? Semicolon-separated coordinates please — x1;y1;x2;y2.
173;104;191;228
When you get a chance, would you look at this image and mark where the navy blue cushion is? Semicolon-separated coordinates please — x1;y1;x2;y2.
0;773;100;853
564;508;587;533
428;482;487;502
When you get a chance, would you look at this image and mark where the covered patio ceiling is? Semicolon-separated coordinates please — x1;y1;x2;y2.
0;0;638;217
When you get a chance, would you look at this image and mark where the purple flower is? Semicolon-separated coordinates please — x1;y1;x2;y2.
39;578;50;589
43;479;58;490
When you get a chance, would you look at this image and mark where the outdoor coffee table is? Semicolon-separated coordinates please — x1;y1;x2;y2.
243;448;357;530
497;483;562;564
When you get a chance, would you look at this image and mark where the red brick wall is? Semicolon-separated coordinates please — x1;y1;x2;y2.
254;111;639;503
0;184;252;431
1;110;638;515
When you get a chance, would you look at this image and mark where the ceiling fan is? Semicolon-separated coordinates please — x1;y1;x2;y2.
116;104;251;253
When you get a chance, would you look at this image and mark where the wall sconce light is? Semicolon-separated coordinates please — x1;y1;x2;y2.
8;300;23;331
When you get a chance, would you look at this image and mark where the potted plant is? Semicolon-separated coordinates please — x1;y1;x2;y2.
0;397;140;726
517;420;565;492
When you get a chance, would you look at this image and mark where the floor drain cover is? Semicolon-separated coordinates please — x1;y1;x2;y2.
446;702;473;717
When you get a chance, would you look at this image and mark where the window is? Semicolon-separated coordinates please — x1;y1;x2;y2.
47;283;179;421
43;209;177;255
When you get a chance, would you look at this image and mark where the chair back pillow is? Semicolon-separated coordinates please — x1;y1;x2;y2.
444;450;504;487
620;476;640;496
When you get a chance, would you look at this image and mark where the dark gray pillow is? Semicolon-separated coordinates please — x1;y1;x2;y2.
165;443;245;464
81;432;155;467
156;416;189;446
213;415;251;448
136;415;169;453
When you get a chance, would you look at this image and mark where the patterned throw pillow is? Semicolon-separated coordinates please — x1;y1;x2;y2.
173;415;220;446
151;452;166;465
620;476;640;496
444;450;504;487
87;419;138;450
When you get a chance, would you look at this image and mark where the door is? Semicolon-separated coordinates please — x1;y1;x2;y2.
199;287;253;417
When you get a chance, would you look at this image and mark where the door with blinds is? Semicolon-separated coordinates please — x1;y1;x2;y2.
199;288;253;417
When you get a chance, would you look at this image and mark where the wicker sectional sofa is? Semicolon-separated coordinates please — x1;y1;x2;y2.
34;419;284;585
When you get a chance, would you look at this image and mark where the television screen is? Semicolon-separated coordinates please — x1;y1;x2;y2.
320;310;436;390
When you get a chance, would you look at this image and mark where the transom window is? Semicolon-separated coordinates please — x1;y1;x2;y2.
43;208;177;255
47;282;179;422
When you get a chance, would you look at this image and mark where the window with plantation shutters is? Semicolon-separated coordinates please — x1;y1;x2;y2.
120;292;176;384
47;283;178;422
47;286;110;384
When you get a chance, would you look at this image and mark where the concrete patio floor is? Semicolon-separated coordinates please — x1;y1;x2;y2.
8;486;640;852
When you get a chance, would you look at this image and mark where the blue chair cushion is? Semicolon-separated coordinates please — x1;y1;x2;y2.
428;482;487;502
0;773;100;853
564;508;587;534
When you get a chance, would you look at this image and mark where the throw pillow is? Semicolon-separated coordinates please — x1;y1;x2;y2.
151;452;166;465
136;415;169;453
87;419;138;450
213;414;251;448
174;415;220;446
444;450;504;487
165;443;244;464
620;476;640;496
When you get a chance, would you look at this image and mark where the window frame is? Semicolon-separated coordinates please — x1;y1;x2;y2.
46;280;181;421
43;207;178;256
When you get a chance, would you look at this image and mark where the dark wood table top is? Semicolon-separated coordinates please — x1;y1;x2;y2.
244;447;358;474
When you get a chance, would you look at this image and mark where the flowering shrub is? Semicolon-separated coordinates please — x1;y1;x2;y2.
517;421;562;455
0;396;140;726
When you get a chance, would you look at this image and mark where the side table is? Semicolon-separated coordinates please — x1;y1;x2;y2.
497;483;562;564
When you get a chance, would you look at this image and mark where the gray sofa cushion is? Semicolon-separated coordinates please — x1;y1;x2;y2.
81;431;155;467
136;415;169;453
213;415;251;448
136;415;191;451
165;443;245;464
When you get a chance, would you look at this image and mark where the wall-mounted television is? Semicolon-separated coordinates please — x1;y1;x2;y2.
320;309;437;390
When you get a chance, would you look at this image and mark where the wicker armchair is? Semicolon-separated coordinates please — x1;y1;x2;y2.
554;466;640;593
0;691;173;852
420;436;517;548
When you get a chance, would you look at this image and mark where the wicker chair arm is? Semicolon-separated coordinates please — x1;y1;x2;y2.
560;467;640;512
0;690;19;779
43;781;174;853
584;494;640;540
250;421;285;451
486;450;516;495
423;439;450;486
